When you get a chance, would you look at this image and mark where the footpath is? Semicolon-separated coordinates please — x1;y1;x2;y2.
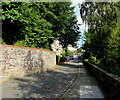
1;59;107;99
61;62;107;100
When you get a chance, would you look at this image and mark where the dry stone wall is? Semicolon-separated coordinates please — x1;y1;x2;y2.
0;44;56;79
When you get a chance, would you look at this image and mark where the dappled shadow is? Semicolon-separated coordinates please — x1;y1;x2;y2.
59;63;78;69
71;59;79;63
2;60;108;99
12;60;79;98
59;60;83;69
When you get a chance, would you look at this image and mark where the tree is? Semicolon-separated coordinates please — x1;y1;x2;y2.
41;2;80;48
2;2;80;49
79;2;120;75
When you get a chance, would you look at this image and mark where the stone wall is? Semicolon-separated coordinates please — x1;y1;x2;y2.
83;61;120;99
0;44;56;80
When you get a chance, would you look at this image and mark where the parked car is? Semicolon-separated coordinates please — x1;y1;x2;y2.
65;56;70;61
60;57;66;62
60;56;70;62
69;56;74;60
77;55;81;60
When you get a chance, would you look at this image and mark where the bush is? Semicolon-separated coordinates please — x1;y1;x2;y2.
83;59;89;62
56;55;61;63
0;39;6;44
14;40;27;47
89;54;101;65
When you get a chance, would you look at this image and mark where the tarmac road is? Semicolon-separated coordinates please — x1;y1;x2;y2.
1;59;79;98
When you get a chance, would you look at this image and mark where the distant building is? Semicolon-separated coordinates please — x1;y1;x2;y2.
51;40;63;55
68;45;77;51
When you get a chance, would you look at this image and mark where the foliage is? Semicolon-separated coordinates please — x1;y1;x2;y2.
77;48;82;53
0;38;6;44
2;2;53;49
61;48;72;57
2;2;80;50
80;2;120;76
83;59;89;62
56;55;61;63
89;55;101;65
14;40;27;47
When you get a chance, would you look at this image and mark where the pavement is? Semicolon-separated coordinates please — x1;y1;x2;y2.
61;62;107;100
1;59;108;99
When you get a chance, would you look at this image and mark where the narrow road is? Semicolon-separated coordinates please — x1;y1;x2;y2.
1;60;78;98
1;59;108;99
59;61;107;99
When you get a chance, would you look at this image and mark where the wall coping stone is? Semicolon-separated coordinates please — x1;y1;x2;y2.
85;61;120;82
83;61;120;99
0;44;56;53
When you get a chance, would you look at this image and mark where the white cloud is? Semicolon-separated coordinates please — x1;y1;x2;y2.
76;14;82;24
71;0;86;28
71;0;85;6
68;45;77;51
71;0;88;48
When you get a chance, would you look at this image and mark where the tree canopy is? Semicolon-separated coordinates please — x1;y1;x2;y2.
80;2;120;76
1;2;80;50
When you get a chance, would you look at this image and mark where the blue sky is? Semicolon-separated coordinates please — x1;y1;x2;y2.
71;0;88;48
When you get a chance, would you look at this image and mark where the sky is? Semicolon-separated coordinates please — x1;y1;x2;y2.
72;0;88;47
68;0;88;51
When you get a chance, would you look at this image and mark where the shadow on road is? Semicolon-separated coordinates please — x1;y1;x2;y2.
7;61;79;98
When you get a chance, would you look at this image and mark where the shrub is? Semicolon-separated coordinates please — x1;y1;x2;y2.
14;40;27;47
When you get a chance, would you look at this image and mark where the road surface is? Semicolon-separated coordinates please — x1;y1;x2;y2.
1;59;108;99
